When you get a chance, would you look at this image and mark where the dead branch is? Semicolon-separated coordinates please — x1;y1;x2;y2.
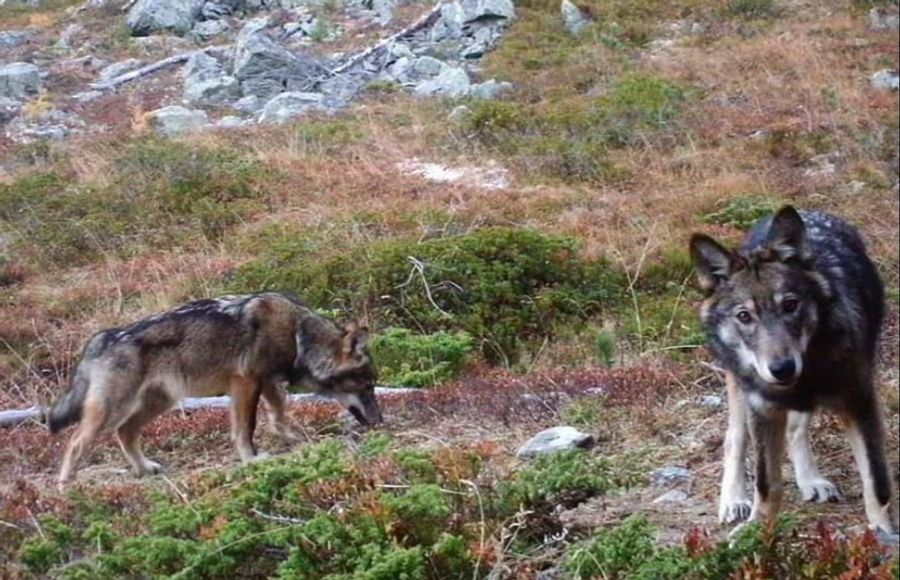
90;45;231;91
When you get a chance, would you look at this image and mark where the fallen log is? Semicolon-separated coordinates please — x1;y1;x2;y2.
0;386;414;429
328;2;442;77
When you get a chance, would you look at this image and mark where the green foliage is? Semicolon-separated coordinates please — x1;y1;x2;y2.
561;397;605;428
394;448;440;483
726;0;776;17
19;516;73;574
594;329;617;366
358;432;395;458
500;451;639;513
701;195;780;230
465;74;686;183
430;534;477;579
385;484;453;544
371;328;475;387
565;515;656;579
0;138;268;268
230;227;624;364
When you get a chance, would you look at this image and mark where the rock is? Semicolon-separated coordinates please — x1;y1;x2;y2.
561;0;591;36
372;0;395;25
415;65;470;98
0;62;41;99
463;0;516;22
448;104;472;122
516;426;596;459
216;115;246;128
0;97;21;124
72;90;103;103
652;489;690;504
147;105;210;137
183;52;240;104
432;1;466;40
232;94;262;112
698;395;724;410
869;7;900;31
233;18;325;100
874;528;899;548
470;79;512;100
317;74;366;108
0;30;34;49
651;466;692;487
127;0;205;36
55;23;84;50
202;1;232;19
192;19;231;41
871;69;899;91
97;59;143;83
5;109;83;143
258;91;325;123
413;56;445;77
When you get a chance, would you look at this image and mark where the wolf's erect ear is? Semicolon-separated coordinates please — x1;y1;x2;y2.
690;234;734;292
342;323;370;358
766;206;809;262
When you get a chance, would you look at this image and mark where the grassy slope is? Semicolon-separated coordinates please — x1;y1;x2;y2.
0;0;898;577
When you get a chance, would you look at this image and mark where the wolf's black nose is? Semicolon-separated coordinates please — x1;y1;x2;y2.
769;359;797;383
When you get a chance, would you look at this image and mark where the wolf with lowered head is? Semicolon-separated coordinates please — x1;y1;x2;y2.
48;292;382;485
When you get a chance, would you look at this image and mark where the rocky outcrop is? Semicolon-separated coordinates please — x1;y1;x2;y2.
147;105;210;136
257;91;325;123
127;0;205;36
233;18;324;100
0;62;41;99
183;52;240;105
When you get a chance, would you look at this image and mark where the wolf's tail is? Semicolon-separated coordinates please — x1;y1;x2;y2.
47;369;89;434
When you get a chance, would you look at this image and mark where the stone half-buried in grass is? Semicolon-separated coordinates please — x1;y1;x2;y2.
516;426;596;459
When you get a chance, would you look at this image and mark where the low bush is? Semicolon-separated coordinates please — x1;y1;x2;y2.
370;328;475;387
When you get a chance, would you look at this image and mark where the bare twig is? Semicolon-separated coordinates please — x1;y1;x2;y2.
250;508;307;525
90;46;232;92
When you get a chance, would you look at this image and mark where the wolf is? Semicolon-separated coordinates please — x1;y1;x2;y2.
690;206;897;533
47;292;383;485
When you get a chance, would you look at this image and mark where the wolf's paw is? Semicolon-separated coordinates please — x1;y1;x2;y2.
797;478;840;503
249;452;272;463
719;499;753;525
136;460;164;477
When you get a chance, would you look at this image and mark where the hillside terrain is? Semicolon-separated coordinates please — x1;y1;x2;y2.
0;0;899;577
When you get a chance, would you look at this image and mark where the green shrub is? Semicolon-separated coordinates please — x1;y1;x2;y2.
19;515;73;574
371;328;475;387
701;195;780;230
595;329;616;366
727;0;776;17
565;515;656;579
500;451;636;513
394;448;440;483
430;534;477;579
385;484;453;545
230;227;624;364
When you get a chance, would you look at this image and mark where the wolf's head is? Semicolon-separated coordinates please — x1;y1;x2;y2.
690;206;831;387
295;321;383;425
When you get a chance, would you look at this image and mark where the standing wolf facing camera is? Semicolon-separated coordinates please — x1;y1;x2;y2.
690;206;896;533
48;292;382;486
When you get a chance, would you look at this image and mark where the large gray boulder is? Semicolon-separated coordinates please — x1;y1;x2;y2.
415;65;471;98
462;0;515;21
871;69;899;91
561;0;591;36
233;18;324;100
0;97;22;124
516;426;596;459
470;78;512;100
258;91;324;123
0;30;34;49
147;105;210;137
183;52;240;105
0;62;41;99
127;0;205;36
97;59;143;84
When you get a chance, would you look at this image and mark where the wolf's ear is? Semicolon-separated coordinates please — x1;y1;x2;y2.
342;323;370;358
766;206;809;262
690;234;734;292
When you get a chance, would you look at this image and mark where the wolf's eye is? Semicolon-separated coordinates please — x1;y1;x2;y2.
782;298;799;314
736;311;753;325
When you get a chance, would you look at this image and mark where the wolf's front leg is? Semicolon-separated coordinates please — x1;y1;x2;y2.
787;411;840;503
747;406;788;525
719;373;752;524
842;390;897;534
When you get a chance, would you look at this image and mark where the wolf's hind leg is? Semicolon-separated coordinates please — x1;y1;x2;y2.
842;391;897;533
116;387;172;477
229;376;264;463
720;373;752;524
261;381;302;444
787;411;840;503
58;397;107;487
